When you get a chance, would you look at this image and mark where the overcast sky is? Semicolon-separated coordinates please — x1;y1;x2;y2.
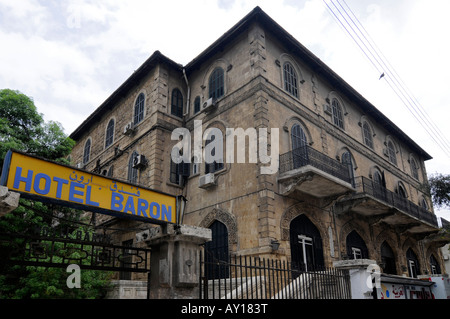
1;0;449;220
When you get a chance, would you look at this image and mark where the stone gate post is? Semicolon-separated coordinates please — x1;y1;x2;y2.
145;223;211;299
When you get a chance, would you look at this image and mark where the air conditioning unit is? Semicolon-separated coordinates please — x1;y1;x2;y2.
202;97;216;112
133;154;147;169
199;173;216;188
123;122;135;136
323;104;332;115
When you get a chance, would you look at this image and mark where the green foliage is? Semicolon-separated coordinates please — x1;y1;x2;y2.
0;88;75;165
428;173;450;209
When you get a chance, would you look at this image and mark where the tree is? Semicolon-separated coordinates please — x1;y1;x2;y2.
428;173;450;209
0;88;75;165
0;89;111;299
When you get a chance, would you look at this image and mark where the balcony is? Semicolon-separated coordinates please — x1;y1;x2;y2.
278;146;355;198
335;176;439;235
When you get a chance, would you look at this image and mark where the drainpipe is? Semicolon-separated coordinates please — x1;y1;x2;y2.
182;68;190;117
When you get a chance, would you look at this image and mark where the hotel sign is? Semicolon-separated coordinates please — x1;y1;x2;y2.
0;150;177;224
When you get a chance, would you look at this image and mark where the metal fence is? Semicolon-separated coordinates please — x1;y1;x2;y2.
354;176;438;227
279;145;352;184
199;253;351;299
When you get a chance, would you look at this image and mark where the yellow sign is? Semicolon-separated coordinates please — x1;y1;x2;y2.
1;150;177;224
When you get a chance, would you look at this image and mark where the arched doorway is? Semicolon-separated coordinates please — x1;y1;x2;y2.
346;230;368;259
205;220;229;279
406;248;421;278
381;241;397;275
430;254;441;275
289;215;324;271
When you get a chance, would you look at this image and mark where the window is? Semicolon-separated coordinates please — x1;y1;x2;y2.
83;139;91;164
332;99;344;129
342;151;355;187
363;122;373;149
291;124;308;169
381;241;397;275
289;214;324;272
209;67;224;100
205;134;224;174
346;230;368;260
420;197;429;211
128;151;139;184
387;141;397;165
397;182;407;198
283;62;298;98
194;96;201;114
430;254;441;275
170;159;190;185
406;248;420;278
192;155;199;175
134;93;145;125
410;158;419;180
171;88;183;118
105;119;115;148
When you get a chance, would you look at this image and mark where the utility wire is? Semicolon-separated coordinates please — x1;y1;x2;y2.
323;0;450;158
338;0;450;157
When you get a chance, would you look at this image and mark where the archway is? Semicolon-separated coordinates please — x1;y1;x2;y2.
289;214;324;271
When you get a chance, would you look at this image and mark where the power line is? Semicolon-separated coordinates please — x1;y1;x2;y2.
322;0;450;159
338;0;450;157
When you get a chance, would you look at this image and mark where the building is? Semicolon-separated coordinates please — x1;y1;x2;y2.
69;7;447;285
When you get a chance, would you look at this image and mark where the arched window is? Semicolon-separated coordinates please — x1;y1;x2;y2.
373;170;384;186
342;151;355;186
205;220;229;279
420;197;429;211
128;151;139;184
332;99;344;129
171;89;183;118
105;119;115;148
387;141;397;165
410;158;419;180
430;254;441;275
363;122;374;149
291;124;308;169
346;230;368;260
381;241;397;275
290;214;324;271
194;96;201;114
283;62;298;98
205;133;224;173
397;182;407;198
209;67;224;100
134;93;145;125
83;139;91;164
406;248;420;278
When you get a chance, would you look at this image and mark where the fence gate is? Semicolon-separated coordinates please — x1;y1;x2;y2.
199;253;351;299
0;224;152;296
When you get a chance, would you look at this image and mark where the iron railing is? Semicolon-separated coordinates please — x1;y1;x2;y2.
279;146;352;185
199;253;351;299
353;176;438;228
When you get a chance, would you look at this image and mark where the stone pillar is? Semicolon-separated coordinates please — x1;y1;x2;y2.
0;186;20;217
145;224;211;299
334;259;379;299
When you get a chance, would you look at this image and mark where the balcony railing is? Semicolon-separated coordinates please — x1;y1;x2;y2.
353;176;438;228
279;145;352;185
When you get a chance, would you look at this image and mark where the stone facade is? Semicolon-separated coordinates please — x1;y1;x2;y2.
69;7;447;280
